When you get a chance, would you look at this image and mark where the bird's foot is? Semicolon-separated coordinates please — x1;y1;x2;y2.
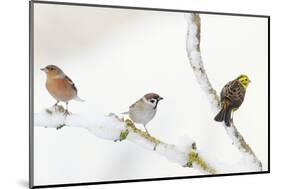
143;126;151;136
52;104;65;113
145;131;151;137
52;103;59;111
64;109;71;116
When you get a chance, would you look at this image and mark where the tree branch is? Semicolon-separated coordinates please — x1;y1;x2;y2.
34;13;262;175
35;106;216;174
185;13;262;171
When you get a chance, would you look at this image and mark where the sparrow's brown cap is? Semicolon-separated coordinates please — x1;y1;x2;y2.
144;93;163;100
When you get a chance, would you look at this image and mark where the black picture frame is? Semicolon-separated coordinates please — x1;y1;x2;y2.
29;1;270;188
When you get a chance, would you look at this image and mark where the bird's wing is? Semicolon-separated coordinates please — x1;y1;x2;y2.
129;101;138;109
64;75;77;93
223;80;245;107
221;81;232;100
129;98;144;109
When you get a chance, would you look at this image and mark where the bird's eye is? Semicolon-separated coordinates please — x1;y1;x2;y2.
49;67;54;70
150;99;155;103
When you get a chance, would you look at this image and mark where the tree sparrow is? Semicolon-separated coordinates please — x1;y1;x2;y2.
41;65;84;115
125;93;163;134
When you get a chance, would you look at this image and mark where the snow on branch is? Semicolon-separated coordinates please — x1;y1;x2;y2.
185;13;262;171
34;13;262;175
35;106;216;174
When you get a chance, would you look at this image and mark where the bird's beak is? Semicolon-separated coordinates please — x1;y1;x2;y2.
158;97;164;101
40;68;47;72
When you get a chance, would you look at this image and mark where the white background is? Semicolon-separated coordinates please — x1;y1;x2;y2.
0;0;277;189
33;2;268;185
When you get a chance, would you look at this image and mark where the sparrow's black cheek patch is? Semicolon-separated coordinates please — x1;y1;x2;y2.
154;100;161;109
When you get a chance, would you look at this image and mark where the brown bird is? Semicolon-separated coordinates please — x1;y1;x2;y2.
214;74;250;126
41;65;84;115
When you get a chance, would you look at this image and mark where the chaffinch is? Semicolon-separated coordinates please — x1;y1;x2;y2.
41;65;84;115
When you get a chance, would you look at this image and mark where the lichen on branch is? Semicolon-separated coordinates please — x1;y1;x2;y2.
33;12;263;176
185;143;216;174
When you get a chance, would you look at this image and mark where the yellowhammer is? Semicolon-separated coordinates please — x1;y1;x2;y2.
214;74;251;126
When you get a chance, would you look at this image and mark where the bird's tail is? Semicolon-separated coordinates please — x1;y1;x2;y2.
214;100;232;127
74;96;85;102
224;107;232;127
214;108;225;122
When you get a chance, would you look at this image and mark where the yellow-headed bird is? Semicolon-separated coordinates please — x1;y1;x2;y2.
214;74;250;126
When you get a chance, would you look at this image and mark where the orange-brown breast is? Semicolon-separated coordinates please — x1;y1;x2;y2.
46;78;76;102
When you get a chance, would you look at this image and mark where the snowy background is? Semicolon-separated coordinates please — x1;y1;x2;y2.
33;3;268;186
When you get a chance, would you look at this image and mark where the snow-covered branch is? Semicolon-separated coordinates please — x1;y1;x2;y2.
35;106;216;174
185;13;262;171
34;13;262;175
